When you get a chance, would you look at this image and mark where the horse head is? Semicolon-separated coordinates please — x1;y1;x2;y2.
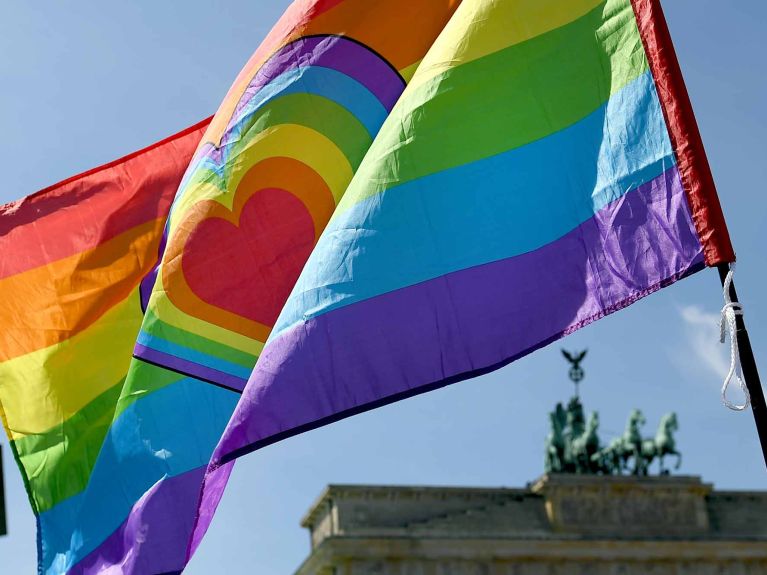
628;409;646;428
655;412;678;445
664;412;678;433
625;409;646;442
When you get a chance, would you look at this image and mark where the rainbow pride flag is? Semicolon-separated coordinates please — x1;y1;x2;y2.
1;0;737;572
5;2;460;573
200;0;734;528
0;120;208;567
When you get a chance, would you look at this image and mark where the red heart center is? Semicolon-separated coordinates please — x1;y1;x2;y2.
182;188;315;328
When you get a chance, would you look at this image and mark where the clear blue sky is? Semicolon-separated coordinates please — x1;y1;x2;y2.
1;1;766;573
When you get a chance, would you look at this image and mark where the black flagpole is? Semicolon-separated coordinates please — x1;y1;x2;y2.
0;444;6;536
717;264;767;471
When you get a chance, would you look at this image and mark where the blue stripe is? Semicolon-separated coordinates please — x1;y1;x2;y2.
172;64;389;210
39;379;238;574
230;65;389;137
273;71;676;337
135;330;253;380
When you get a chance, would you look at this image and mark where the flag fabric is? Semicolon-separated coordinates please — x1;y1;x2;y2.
7;1;460;573
0;0;737;573
0;119;209;566
199;0;735;535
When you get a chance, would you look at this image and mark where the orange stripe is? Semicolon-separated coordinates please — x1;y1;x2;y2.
306;0;461;70
0;219;163;361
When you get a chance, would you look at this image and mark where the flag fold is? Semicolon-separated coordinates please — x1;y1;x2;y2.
0;1;735;573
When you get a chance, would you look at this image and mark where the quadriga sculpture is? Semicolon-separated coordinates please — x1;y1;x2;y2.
545;401;681;476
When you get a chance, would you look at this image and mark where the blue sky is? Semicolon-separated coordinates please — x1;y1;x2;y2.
1;1;766;573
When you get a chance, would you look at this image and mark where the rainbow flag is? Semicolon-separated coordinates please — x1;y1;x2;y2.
0;120;208;568
1;0;737;572
200;0;734;529
3;1;460;573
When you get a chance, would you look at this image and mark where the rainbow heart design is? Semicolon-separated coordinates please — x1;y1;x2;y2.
183;188;314;328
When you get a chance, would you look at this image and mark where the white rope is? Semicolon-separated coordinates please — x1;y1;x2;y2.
720;263;750;411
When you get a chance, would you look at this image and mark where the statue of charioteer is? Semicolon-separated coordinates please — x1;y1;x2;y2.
545;350;682;476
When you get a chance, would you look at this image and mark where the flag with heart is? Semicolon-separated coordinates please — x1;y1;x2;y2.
0;0;741;573
6;1;460;574
197;0;735;551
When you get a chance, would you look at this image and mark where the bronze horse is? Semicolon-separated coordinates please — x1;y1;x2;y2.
640;413;681;475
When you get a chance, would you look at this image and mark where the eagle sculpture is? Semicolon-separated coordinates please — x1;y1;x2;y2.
561;349;587;368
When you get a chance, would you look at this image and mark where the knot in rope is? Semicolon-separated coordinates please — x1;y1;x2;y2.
720;264;750;411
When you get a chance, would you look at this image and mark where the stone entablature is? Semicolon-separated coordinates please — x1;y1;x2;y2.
531;474;712;537
296;476;767;575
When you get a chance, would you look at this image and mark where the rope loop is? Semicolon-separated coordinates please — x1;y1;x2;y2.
720;264;750;411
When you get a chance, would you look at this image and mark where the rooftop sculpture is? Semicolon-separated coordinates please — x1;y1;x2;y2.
546;350;681;475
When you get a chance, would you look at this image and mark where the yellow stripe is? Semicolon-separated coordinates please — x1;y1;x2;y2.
408;0;605;93
169;180;224;230
229;124;353;203
147;291;265;356
399;59;422;83
0;292;142;439
170;124;353;227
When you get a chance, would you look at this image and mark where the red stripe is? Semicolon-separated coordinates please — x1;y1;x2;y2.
630;0;735;265
312;0;348;17
0;118;211;279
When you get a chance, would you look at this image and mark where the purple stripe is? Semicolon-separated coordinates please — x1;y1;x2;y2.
133;344;247;392
211;165;704;462
188;461;235;560
233;35;405;120
69;466;205;575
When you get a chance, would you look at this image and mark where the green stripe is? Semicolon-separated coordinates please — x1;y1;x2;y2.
15;381;123;512
7;433;39;515
244;92;373;170
144;307;258;369
13;358;190;512
184;91;373;195
344;0;647;209
113;359;185;420
13;310;256;512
